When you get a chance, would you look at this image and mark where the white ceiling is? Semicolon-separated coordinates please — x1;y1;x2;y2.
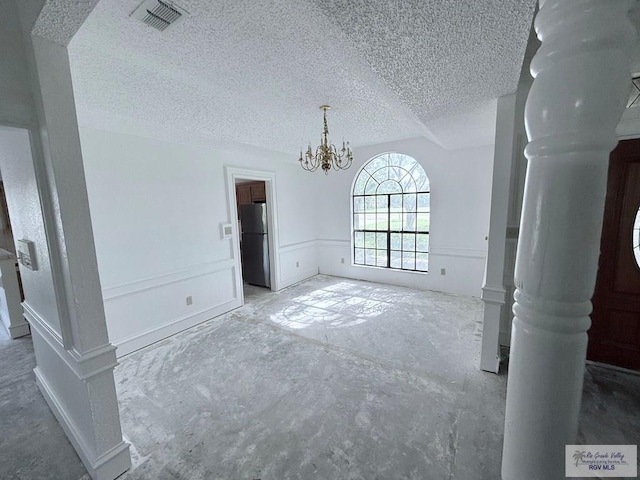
67;0;537;154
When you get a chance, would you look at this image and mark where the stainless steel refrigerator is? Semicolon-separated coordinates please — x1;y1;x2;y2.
239;203;270;288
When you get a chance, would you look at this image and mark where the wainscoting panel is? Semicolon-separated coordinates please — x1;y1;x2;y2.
278;241;318;290
317;240;486;297
103;260;241;357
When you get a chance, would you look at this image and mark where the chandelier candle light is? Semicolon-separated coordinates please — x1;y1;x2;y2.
299;105;353;174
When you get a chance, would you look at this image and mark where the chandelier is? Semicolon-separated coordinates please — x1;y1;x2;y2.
299;105;353;174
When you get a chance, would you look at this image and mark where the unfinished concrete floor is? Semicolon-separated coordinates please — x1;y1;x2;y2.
0;327;88;480
1;275;639;479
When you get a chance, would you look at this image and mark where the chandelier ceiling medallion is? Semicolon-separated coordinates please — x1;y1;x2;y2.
299;105;353;174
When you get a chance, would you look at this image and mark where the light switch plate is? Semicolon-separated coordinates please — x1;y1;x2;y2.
17;239;37;271
220;223;233;239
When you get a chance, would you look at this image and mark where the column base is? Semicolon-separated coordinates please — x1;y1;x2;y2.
34;368;131;480
26;302;131;480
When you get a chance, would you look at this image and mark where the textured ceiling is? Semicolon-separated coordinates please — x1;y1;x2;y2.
67;0;537;154
33;0;100;45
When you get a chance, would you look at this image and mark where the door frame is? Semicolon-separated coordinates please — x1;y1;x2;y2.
225;166;280;304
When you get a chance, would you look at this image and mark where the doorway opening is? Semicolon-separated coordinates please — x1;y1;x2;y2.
0;127;32;340
236;180;269;289
225;167;280;306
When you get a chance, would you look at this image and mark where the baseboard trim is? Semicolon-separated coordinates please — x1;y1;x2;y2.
8;320;30;338
34;367;131;480
115;297;242;357
585;360;640;377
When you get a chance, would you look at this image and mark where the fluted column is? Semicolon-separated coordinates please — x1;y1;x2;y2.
502;1;636;479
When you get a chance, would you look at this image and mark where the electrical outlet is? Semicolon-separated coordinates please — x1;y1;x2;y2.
186;295;193;305
440;268;446;276
296;261;299;268
341;257;345;264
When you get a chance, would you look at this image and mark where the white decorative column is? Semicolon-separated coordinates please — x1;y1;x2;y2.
3;1;132;479
480;94;517;373
502;1;635;479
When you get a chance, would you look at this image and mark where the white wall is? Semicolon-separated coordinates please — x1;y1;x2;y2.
316;136;494;297
0;0;36;128
79;127;319;356
0;128;62;333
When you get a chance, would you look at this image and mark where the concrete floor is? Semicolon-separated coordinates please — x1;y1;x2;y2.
1;275;639;479
0;327;89;480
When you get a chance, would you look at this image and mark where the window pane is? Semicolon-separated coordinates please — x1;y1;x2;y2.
365;232;376;248
412;166;428;191
392;154;417;171
355;231;365;248
402;233;415;251
416;233;429;252
377;213;388;230
416;253;429;272
364;154;389;174
403;252;416;270
403;193;416;211
365;178;378;195
390;213;402;230
391;233;402;250
390;194;402;209
376;251;387;267
354;248;364;265
400;169;417;192
364;196;376;212
634;208;640;268
372;166;389;185
403;212;417;231
353;196;364;213
390;250;402;268
388;166;404;183
365;214;376;230
353;213;364;230
417;213;430;232
377;232;387;249
365;248;376;266
417;193;430;211
353;172;369;195
377;180;401;194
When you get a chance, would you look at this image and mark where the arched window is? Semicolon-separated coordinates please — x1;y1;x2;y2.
352;153;430;272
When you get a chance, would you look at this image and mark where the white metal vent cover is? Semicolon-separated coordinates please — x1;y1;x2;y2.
628;76;640;108
131;0;189;32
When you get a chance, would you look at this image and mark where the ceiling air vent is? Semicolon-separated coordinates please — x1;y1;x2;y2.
131;0;189;32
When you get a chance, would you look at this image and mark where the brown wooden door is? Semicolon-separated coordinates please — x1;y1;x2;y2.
588;139;640;370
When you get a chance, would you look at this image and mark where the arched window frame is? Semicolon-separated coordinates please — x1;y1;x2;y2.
351;152;430;272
